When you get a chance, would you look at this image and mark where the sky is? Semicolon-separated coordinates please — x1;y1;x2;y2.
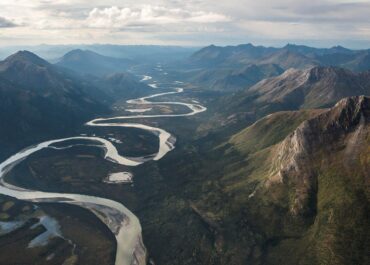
0;0;369;48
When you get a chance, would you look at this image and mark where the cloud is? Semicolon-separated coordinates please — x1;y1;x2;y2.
85;5;230;29
223;0;370;24
0;0;369;48
0;16;17;28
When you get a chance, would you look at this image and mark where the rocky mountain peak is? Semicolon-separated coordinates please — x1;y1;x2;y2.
306;66;351;82
268;96;369;216
327;95;369;128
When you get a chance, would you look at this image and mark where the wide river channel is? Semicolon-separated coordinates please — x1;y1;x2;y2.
0;76;206;265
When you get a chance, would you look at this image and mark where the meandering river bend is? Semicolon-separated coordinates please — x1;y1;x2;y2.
0;76;206;265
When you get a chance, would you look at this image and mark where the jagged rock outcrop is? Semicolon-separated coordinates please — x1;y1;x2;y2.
269;96;369;216
247;66;370;109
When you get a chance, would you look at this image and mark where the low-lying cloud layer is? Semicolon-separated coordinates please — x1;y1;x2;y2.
0;0;369;48
86;6;230;28
0;17;17;28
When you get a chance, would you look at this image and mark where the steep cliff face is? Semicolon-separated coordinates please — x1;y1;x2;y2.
268;96;369;217
205;96;370;264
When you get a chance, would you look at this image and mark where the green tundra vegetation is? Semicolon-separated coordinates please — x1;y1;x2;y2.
0;47;369;265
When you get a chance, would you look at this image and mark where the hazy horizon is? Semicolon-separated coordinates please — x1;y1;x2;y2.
1;41;368;62
1;0;369;49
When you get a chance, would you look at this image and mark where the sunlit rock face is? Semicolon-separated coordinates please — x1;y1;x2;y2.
270;96;369;216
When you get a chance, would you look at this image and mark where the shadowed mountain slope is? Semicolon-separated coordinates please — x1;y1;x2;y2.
56;49;133;76
0;51;109;157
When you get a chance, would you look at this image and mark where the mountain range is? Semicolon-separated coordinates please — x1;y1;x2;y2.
197;65;370;135
0;44;369;265
191;43;370;72
0;50;151;158
183;43;370;92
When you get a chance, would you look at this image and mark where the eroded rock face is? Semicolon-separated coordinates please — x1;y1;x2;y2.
247;66;370;109
269;96;369;216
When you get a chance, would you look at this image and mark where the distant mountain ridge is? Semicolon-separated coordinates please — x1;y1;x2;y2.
184;43;370;92
188;63;284;91
56;49;133;76
190;43;278;67
197;65;370;137
190;43;370;72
